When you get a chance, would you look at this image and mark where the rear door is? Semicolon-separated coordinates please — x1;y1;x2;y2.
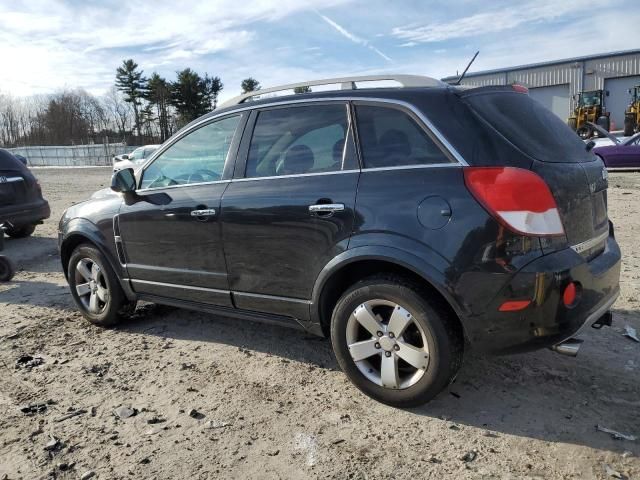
118;114;244;306
220;102;359;319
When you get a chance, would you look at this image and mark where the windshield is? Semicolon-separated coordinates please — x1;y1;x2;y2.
130;147;145;160
624;132;640;146
580;91;601;107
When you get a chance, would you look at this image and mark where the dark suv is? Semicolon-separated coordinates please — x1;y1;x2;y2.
58;76;621;407
1;149;50;238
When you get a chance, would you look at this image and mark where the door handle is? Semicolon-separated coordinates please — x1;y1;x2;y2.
309;203;345;214
190;209;216;217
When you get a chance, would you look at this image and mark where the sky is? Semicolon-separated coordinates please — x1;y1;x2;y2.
1;0;639;103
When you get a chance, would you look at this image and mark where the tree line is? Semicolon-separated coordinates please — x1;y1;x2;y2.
0;59;262;148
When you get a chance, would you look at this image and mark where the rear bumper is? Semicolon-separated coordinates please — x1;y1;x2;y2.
464;235;621;354
0;199;51;227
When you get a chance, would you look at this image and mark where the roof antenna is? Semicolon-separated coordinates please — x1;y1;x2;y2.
455;51;479;85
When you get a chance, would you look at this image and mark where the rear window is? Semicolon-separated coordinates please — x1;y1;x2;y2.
0;149;27;171
462;90;593;163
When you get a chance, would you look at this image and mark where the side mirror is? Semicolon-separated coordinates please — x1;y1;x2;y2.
605;90;610;97
121;154;129;160
111;168;136;193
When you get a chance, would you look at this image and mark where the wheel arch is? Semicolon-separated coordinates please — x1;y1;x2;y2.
311;246;467;341
60;220;135;301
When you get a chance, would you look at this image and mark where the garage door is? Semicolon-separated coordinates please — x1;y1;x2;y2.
604;76;640;131
529;84;571;120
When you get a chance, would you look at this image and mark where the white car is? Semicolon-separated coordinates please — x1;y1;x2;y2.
112;145;160;172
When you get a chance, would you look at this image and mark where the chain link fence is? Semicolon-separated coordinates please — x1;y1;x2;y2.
6;143;137;167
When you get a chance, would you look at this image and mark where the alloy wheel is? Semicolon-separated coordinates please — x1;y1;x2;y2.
345;299;430;390
74;257;109;314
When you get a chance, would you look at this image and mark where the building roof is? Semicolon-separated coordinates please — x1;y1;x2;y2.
441;49;640;81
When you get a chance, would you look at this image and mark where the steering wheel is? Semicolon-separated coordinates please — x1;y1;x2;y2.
186;169;219;184
147;175;178;189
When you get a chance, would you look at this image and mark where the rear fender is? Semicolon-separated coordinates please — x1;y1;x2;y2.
310;244;468;325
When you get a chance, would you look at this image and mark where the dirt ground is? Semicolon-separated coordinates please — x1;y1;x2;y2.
1;167;639;480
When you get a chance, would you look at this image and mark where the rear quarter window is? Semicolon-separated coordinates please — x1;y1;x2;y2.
462;91;593;163
354;104;451;168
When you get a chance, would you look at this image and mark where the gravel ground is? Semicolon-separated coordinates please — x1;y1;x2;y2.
0;167;639;480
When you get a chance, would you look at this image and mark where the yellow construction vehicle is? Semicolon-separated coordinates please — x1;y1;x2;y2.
568;90;610;139
624;85;640;136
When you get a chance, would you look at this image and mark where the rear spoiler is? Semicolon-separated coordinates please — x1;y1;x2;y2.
454;84;529;98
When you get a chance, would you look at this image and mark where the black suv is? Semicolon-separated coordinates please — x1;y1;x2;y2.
59;76;621;407
0;149;50;238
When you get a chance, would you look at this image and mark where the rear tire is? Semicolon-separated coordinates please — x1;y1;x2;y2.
596;115;610;136
330;275;463;408
624;116;636;137
6;224;37;238
0;256;15;282
68;244;134;326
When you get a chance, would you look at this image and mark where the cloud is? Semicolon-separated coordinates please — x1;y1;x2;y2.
0;0;353;96
390;0;599;43
0;0;637;102
318;14;392;62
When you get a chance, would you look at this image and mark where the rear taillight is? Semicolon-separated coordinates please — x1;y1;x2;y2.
464;167;565;237
511;84;529;94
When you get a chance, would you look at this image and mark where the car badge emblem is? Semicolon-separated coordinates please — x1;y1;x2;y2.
0;176;7;183
602;168;608;181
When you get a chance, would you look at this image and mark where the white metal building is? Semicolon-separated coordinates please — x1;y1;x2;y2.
442;49;640;129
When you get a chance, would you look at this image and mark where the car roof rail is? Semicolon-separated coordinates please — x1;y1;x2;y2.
220;75;445;108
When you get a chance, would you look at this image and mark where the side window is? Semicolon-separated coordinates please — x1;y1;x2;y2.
355;105;450;168
246;104;351;178
141;115;240;189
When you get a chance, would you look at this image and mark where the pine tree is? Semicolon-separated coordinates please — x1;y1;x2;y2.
170;69;209;125
241;78;261;94
145;73;171;141
115;59;146;137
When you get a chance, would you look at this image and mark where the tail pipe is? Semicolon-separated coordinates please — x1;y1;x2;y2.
551;338;583;357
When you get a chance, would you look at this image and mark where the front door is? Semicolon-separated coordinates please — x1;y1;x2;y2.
221;102;359;319
118;114;244;306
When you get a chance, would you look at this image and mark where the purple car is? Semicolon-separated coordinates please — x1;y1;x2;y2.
590;123;640;170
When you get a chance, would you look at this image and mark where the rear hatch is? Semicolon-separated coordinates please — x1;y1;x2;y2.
459;87;609;256
0;150;30;207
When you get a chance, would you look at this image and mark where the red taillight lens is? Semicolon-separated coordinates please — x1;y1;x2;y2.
464;167;565;237
563;282;577;307
512;84;529;94
498;300;531;312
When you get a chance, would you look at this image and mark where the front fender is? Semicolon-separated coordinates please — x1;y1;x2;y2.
59;218;135;301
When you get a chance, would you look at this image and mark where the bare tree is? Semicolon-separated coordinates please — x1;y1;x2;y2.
103;86;133;139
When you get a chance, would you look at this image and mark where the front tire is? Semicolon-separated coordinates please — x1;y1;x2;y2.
0;256;15;282
6;224;37;238
68;244;134;326
330;275;463;408
577;125;592;139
